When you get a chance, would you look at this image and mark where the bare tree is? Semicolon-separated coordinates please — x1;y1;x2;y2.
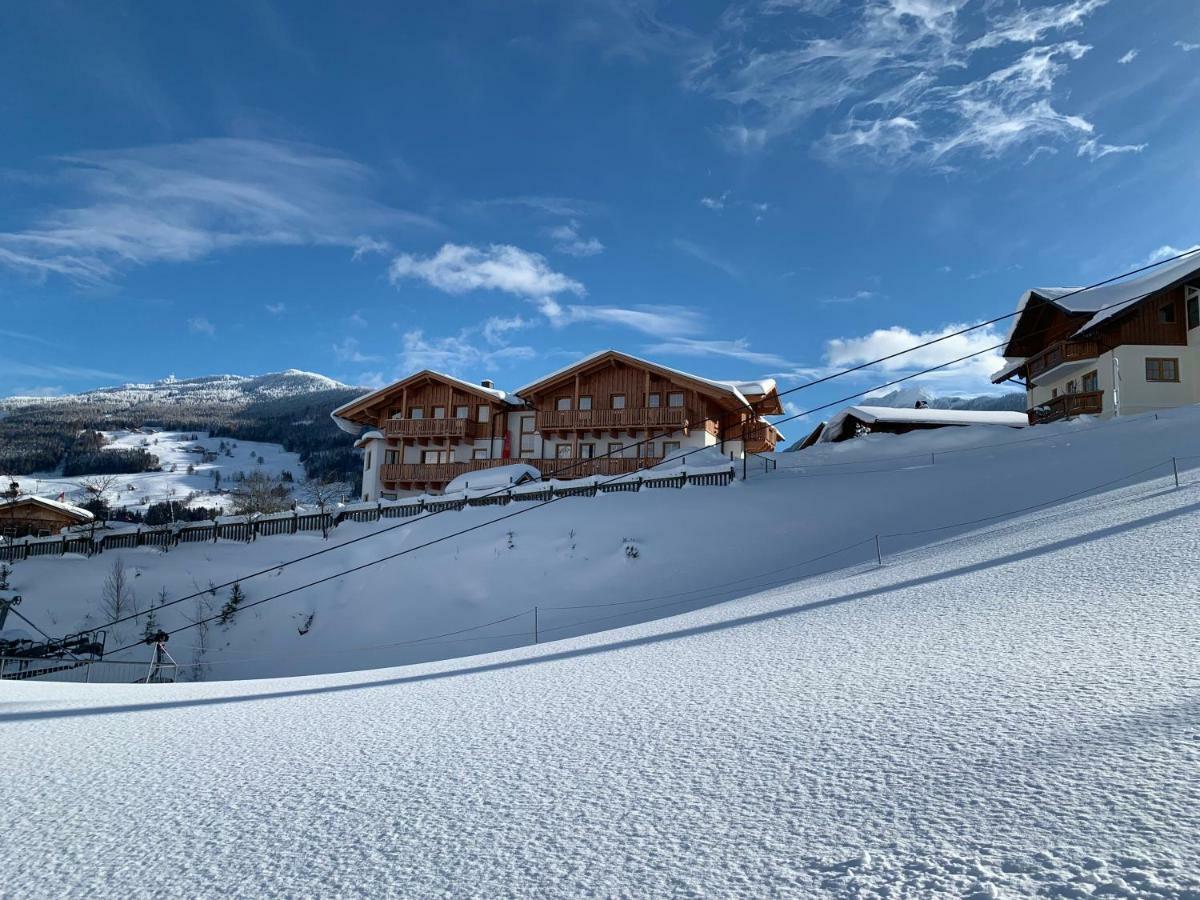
300;479;349;538
231;471;291;516
100;556;135;627
76;474;121;539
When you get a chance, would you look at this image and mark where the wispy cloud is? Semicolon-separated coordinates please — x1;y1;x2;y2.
332;336;381;364
1138;244;1200;267
821;323;1007;391
389;243;585;298
187;316;215;336
547;220;605;257
0;138;437;284
672;237;740;279
0;360;127;384
642;337;793;367
0;328;63;349
397;329;537;375
1117;48;1138;64
1176;41;1200;52
680;0;1122;168
820;289;882;305
264;302;286;315
538;301;706;337
700;191;729;210
1077;138;1147;161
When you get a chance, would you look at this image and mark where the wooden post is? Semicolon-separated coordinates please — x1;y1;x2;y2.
534;606;539;644
875;534;882;566
1173;456;1180;488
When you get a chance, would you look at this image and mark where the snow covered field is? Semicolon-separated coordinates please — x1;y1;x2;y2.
2;407;1199;897
11;430;305;514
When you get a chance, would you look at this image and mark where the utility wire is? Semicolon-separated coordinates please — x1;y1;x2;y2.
90;246;1199;645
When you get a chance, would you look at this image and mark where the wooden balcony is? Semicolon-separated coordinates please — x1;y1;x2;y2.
1028;390;1103;425
379;456;663;486
535;407;691;433
1026;339;1100;383
384;417;477;441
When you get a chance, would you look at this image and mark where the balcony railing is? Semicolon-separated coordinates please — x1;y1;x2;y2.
1028;390;1103;425
1026;339;1100;382
379;456;663;485
384;417;477;441
535;407;691;431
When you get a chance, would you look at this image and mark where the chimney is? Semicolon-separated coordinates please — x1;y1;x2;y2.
481;379;494;389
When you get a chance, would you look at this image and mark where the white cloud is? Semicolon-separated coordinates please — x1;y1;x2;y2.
264;302;286;315
1175;41;1200;52
543;303;706;337
0;138;435;284
700;191;729;210
822;323;1007;391
187;316;216;336
481;315;532;345
397;329;537;375
820;289;882;305
348;311;369;328
389;243;585;298
672;238;740;278
686;0;1119;167
641;337;793;367
352;236;392;260
1117;48;1138;64
1139;244;1200;267
547;220;605;257
1077;138;1147;161
332;336;381;364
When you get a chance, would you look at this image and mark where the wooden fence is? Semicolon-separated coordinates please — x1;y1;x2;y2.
0;466;736;563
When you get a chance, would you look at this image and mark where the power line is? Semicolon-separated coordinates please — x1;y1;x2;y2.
90;246;1199;646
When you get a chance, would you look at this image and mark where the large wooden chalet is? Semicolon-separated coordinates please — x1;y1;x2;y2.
993;254;1200;423
333;350;784;498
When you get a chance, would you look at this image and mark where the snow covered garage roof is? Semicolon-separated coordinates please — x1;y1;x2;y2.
821;405;1027;442
2;495;95;522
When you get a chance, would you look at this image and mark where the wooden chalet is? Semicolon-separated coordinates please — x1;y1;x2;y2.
1;496;94;540
334;351;786;499
993;253;1200;423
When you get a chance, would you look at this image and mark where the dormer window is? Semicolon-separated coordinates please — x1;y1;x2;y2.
1187;286;1200;330
1159;302;1176;324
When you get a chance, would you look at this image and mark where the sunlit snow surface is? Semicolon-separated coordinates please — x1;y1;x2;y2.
3;411;1199;897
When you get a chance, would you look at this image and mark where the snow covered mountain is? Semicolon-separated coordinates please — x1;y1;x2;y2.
2;369;353;409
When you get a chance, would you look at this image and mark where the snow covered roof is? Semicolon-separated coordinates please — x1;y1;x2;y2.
444;464;542;494
331;370;519;435
1004;251;1200;348
821;405;1027;441
716;378;777;397
990;357;1027;384
515;350;766;411
3;495;94;522
353;430;385;448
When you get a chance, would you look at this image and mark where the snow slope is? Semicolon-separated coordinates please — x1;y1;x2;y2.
7;407;1200;684
11;430;305;514
2;423;1199;897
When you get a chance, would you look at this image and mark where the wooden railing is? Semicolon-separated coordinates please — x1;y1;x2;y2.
1026;339;1100;382
379;456;663;484
535;407;691;431
1028;390;1103;424
384;418;477;441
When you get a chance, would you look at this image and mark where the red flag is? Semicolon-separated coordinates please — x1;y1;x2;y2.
502;430;512;459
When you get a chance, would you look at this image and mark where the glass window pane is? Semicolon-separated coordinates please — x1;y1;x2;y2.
668;392;684;407
611;394;626;409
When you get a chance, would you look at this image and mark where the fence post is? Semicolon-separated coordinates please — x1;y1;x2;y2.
875;534;882;566
931;452;935;466
1173;456;1180;489
534;606;539;644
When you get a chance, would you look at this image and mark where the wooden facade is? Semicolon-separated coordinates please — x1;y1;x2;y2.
1;497;93;539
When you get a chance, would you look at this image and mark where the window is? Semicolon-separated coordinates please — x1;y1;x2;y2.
608;442;623;457
556;444;572;459
580;444;595;458
643;442;656;457
410;407;424;419
667;391;684;408
1051;388;1058;398
556;397;573;411
1159;303;1176;324
422;450;445;464
1065;379;1078;395
472;448;489;460
647;392;661;408
384;450;399;465
1082;370;1099;392
476;404;490;423
578;395;593;411
611;393;626;410
520;415;535;433
432;406;446;419
365;450;372;469
662;441;680;455
454;405;469;419
1188;287;1200;330
1146;357;1180;382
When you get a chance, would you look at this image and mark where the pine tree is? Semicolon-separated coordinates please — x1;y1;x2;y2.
141;605;159;643
218;582;245;627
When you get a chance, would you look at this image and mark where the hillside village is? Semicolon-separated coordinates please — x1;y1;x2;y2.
4;2;1199;895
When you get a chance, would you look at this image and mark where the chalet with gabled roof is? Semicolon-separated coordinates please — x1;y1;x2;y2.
1;496;94;540
992;253;1200;423
333;351;785;499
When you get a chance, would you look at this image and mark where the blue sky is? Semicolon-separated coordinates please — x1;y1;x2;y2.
1;0;1198;423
